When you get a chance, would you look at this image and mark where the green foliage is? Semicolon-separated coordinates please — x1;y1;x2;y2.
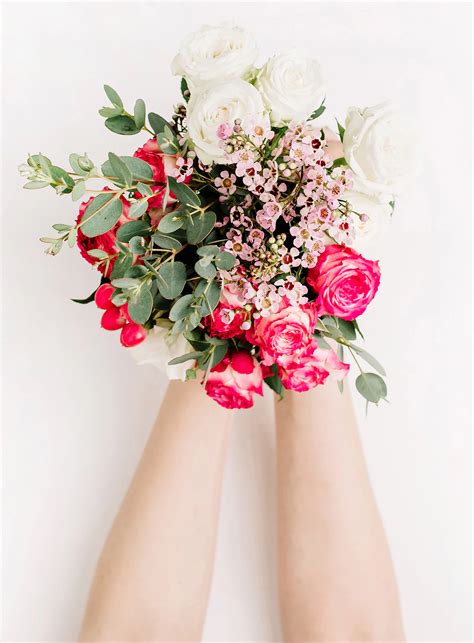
186;211;216;244
169;294;195;321
156;261;186;299
103;85;123;108
336;119;345;141
264;364;284;398
107;152;133;187
168;176;201;208
133;98;146;129
71;287;98;304
80;192;123;237
158;211;185;233
157;126;180;154
101;155;153;182
355;372;387;404
194;279;221;315
195;257;217;279
128;286;153;324
152;232;182;250
105;115;141;135
309;99;326;120
148;112;170;135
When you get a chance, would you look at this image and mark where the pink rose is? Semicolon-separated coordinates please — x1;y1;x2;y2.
205;351;263;410
133;138;178;209
76;191;131;276
278;340;350;392
203;285;247;339
307;244;381;321
248;298;318;365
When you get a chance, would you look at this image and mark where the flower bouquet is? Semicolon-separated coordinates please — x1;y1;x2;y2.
19;23;414;410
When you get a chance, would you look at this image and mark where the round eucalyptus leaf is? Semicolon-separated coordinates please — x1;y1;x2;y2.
157;261;186;299
355;373;387;404
186;210;216;245
169;294;195;321
158;212;185;233
105;115;141;135
152;232;182;251
128;286;153;324
195;279;221;315
128;236;146;255
80;193;123;238
214;250;236;271
195;258;217;279
116;220;150;243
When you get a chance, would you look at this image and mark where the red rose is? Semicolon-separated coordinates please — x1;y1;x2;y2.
247;298;318;365
278;340;350;392
133;138;179;209
76;192;130;276
203;284;247;339
205;351;263;410
307;244;381;321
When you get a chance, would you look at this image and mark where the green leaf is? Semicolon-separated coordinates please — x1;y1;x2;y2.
71;287;98;304
309;100;326;120
186;211;216;244
180;77;189;101
314;333;331;349
71;180;86;202
128;286;153;324
133;98;146;129
168;351;203;366
148;112;170;135
67;227;77;248
50;166;75;189
335;318;356;341
152;232;182;250
331;157;347;169
105;115;141;135
128;200;149;219
169;294;195;321
157;126;180;154
195;258;217;279
195;279;221;315
209;343;228;369
124;265;148;278
128;236;147;255
336;119;345;141
87;249;109;259
168;176;200;207
69;153;90;177
101;155;153;183
355;372;387;404
197;245;220;257
104;84;123;108
110;252;133;279
136;182;153;196
158;211;185;233
264;364;284;398
52;223;71;232
108;152;133;187
214;250;236;271
98;106;122;118
111;277;140;289
350;344;386;376
157;261;186;299
116;220;150;242
80;192;123;238
24;180;49;189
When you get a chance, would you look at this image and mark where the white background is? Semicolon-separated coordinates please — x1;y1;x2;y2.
1;2;472;641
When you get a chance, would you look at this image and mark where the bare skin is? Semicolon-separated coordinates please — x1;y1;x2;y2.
79;378;233;642
275;381;405;642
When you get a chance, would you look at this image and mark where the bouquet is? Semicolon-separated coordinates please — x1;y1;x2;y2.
19;24;415;410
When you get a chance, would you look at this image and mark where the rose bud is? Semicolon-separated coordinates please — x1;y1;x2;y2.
101;307;128;331
94;283;116;310
120;322;147;347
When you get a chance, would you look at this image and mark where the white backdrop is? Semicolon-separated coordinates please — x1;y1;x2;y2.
1;2;472;641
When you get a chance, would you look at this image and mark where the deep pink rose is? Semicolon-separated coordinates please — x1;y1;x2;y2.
76;192;131;276
307;244;381;321
133;138;179;209
205;351;263;410
248;299;318;365
278;340;350;392
204;285;247;339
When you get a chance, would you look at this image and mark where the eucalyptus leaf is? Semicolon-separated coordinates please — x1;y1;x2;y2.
104;84;123;108
148;112;170;135
152;232;182;250
350;344;386;376
108;152;133;187
110;252;133;279
128;199;149;219
128;236;147;255
335;318;356;341
214;250;236;271
133;98;146;129
105;115;141;135
186;210;216;244
168;351;203;366
195;279;221;315
101;155;153;182
116;219;150;242
111;277;140;289
169;294;195;321
157;261;186;299
24;181;49;189
195;258;217;279
67;227;77;248
80;192;123;238
128;286;153;324
355;372;387;404
158;211;185;233
197;245;219;257
168;176;200;207
87;249;109;259
71;180;86;201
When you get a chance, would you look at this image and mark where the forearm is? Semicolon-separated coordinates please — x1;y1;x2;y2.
275;382;404;642
80;379;233;642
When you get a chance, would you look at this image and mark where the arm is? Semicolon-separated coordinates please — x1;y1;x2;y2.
79;378;233;642
275;381;405;642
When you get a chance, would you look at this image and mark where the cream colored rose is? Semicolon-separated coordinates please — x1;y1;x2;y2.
171;23;258;88
255;50;325;126
345;177;393;252
186;79;270;164
129;325;193;381
343;102;417;195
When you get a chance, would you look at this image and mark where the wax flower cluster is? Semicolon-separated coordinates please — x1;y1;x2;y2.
20;23;416;409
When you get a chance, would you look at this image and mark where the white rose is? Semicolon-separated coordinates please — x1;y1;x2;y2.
186;79;270;165
129;325;193;381
255;50;325;126
345;177;393;252
171;23;258;88
343;102;417;195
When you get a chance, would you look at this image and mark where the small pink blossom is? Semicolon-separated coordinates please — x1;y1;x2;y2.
217;122;233;140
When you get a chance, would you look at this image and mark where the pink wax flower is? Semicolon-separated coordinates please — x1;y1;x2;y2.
216;122;233;140
307;244;381;321
205;351;263;410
